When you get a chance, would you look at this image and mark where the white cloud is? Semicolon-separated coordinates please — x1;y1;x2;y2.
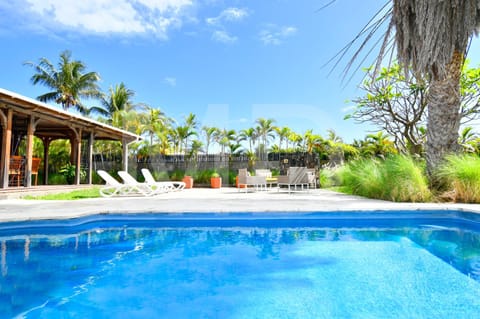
259;25;297;45
22;0;193;38
206;7;248;44
211;30;237;44
206;7;248;26
164;77;177;87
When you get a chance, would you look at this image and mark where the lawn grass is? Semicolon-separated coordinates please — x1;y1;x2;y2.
24;187;102;200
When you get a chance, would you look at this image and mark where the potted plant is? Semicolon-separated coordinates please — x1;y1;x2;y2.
210;171;222;188
183;175;194;188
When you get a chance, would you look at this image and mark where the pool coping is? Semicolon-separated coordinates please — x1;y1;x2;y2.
0;188;479;223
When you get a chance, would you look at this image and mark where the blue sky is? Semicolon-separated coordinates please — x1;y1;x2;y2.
1;0;479;143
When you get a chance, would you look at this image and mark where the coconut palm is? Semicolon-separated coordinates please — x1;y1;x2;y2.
97;83;138;120
24;50;101;114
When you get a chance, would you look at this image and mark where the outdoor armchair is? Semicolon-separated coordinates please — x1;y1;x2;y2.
277;167;310;193
237;168;267;192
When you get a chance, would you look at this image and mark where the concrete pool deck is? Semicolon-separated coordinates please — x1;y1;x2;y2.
0;187;479;223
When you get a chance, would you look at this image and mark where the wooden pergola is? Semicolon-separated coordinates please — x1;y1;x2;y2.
0;88;140;188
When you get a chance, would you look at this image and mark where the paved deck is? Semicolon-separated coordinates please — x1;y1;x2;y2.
0;187;479;223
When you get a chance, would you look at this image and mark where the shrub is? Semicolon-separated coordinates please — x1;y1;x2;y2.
437;154;480;203
318;168;336;188
152;170;170;181
335;155;431;202
170;169;185;181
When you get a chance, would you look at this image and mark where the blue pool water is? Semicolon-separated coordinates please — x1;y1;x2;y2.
1;211;480;318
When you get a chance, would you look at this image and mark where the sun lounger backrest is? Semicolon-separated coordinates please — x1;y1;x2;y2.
141;168;156;184
118;171;141;185
97;170;121;186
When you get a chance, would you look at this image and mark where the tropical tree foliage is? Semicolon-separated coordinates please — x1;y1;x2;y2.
387;0;480;178
24;50;101;114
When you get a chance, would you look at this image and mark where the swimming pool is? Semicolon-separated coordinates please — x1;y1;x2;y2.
1;210;480;318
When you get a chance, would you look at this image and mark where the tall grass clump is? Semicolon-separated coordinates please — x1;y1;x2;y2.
437;154;480;203
336;155;431;202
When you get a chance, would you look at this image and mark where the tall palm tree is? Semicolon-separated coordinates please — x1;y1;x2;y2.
274;126;291;152
288;131;303;151
255;118;276;160
24;50;101;114
216;129;236;156
202;126;220;155
385;1;480;177
182;113;198;154
97;83;137;120
141;107;171;147
239;127;257;154
176;125;197;155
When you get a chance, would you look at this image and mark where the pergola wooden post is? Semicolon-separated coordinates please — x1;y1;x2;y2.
122;138;129;172
24;115;39;187
87;132;94;184
0;109;12;188
41;137;52;185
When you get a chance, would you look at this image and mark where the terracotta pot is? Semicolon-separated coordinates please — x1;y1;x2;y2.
210;176;222;188
235;176;246;188
182;175;194;189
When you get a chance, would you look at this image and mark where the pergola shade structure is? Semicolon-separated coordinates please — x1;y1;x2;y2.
0;88;140;188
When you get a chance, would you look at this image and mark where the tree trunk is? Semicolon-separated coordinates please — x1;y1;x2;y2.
426;51;463;181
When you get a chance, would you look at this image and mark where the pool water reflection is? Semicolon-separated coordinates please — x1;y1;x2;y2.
0;211;479;318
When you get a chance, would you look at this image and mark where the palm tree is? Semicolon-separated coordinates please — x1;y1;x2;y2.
337;1;480;180
141;107;171;147
287;131;303;151
274;126;291;152
303;129;323;154
202;126;220;155
24;50;101;114
97;83;138;120
182;113;198;154
239;128;257;154
255;118;276;160
216;129;236;156
176;125;197;155
384;1;480;177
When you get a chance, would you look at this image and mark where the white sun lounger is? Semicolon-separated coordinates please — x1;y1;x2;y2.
118;171;171;196
97;170;152;197
141;168;185;191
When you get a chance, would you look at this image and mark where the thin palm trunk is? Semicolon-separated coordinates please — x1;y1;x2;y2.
425;51;463;177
